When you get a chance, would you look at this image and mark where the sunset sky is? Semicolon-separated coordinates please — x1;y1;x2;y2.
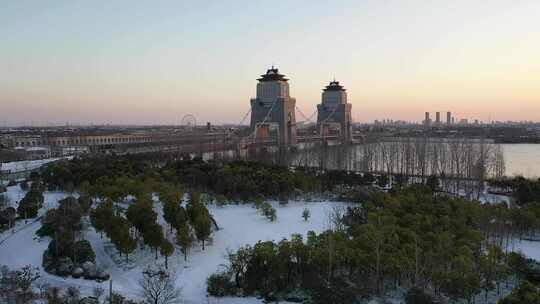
1;1;539;126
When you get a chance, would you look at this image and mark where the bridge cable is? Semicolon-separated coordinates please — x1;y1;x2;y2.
295;106;317;124
241;99;279;143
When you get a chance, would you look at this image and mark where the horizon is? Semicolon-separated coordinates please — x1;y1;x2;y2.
1;1;540;125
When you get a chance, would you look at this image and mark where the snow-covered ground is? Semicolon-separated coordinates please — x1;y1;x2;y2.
1;157;64;174
511;240;540;261
0;184;69;245
1;183;537;304
0;185;348;303
478;191;512;205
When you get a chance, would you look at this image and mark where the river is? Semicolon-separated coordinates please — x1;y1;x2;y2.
503;144;540;178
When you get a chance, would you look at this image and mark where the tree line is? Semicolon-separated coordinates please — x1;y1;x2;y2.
208;186;540;303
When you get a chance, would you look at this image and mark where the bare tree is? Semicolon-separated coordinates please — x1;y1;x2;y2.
93;286;105;302
139;267;181;304
14;265;40;303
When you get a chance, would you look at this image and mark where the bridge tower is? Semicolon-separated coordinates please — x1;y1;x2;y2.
250;67;297;146
316;80;352;141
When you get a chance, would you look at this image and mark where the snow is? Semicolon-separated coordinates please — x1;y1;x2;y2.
0;185;70;245
0;189;348;304
0;184;536;303
478;191;512;205
1;157;63;173
511;240;540;261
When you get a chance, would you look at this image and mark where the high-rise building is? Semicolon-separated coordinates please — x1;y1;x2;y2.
424;112;430;126
435;112;441;125
446;111;452;125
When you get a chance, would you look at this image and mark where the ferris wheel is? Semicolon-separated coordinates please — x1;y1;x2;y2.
180;114;197;130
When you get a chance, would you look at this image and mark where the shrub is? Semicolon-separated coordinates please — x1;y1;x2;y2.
0;207;16;228
405;287;436;304
78;195;92;214
499;281;540;304
302;208;310;221
215;194;227;207
73;240;96;264
20;181;29;191
207;272;235;297
17;199;39;219
260;203;277;222
254;197;264;210
279;193;289;205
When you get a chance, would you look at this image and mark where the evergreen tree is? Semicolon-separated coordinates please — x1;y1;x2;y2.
194;212;212;250
113;219;136;263
160;240;174;269
143;223;164;259
176;222;194;261
302;208;311;221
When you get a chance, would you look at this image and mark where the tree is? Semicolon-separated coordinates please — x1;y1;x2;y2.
160;240;174;269
377;174;389;188
112;220;136;263
127;193;157;236
227;246;252;288
139;267;181;304
186;192;203;223
207;272;235;297
20;181;29;191
161;187;182;232
499;281;540;304
443;247;481;303
14;265;40;303
302;208;311;221
0;191;7;210
405;287;436;304
0;207;16;229
253;197;264;210
176;222;194;261
261;202;277;222
426;175;440;193
144;223;164;259
63;286;80;304
194;213;212;250
17;188;44;220
215;194;227;207
90;200;114;238
93;286;105;303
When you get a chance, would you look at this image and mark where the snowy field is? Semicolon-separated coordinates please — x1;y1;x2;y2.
1;157;63;174
0;184;348;303
0;183;538;304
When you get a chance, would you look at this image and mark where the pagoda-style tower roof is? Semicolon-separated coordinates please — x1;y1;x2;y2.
323;80;346;91
257;67;289;82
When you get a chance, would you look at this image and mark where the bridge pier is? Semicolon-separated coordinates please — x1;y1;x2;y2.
249;67;297;147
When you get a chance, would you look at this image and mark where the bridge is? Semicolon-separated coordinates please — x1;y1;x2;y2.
246;67;353;148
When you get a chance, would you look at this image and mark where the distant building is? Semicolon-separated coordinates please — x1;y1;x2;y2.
424;112;430;126
446;112;452;125
435;112;441;125
13;146;51;159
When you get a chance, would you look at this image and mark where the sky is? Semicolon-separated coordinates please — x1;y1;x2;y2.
1;0;539;125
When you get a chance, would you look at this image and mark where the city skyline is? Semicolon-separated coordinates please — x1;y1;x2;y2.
1;1;540;125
